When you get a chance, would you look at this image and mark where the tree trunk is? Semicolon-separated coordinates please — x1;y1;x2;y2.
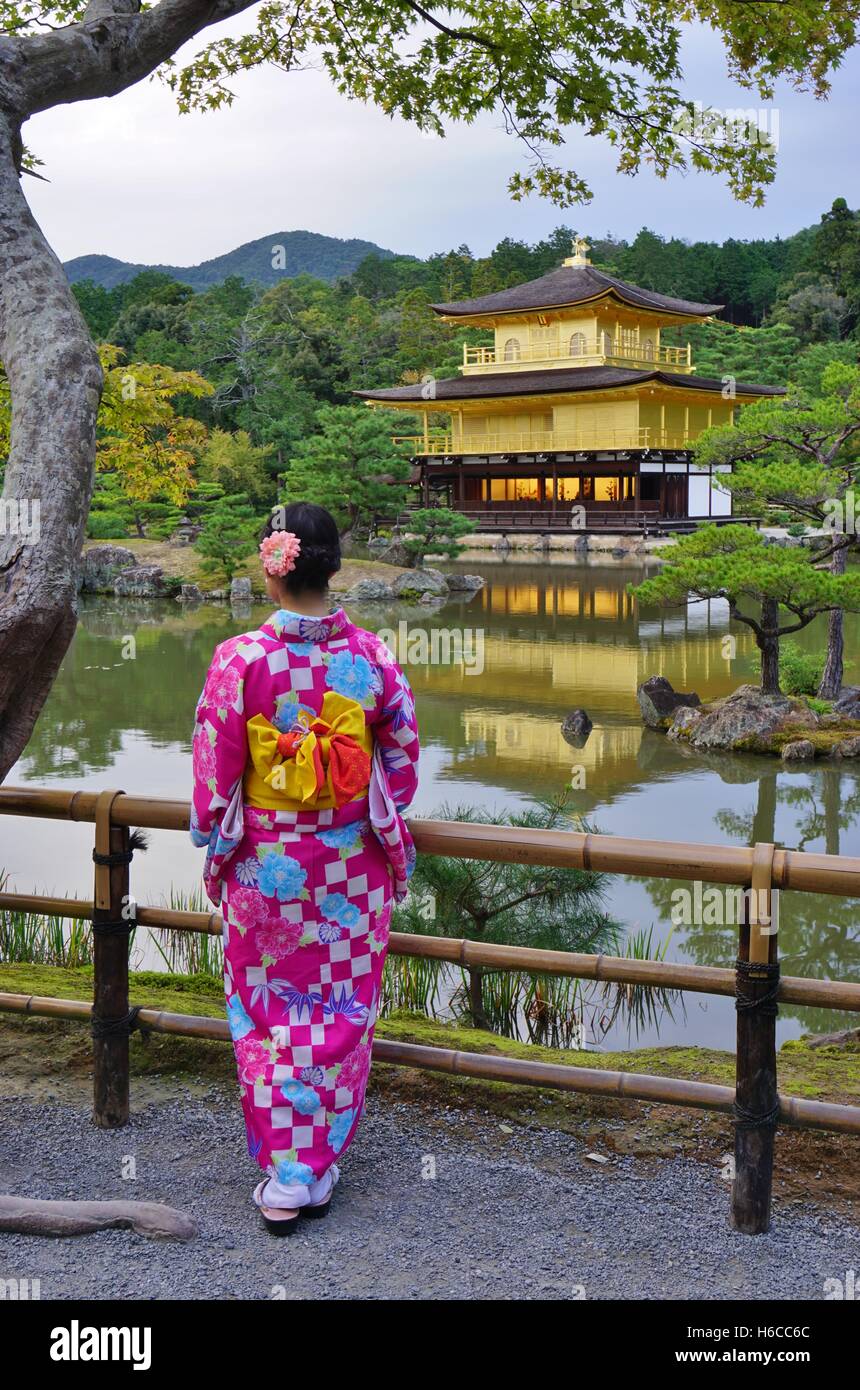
757;600;782;696
467;965;489;1030
0;115;102;781
818;544;847;699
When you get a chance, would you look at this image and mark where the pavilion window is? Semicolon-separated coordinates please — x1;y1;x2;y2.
594;476;623;503
552;476;582;502
642;338;655;360
515;477;539;501
489;476;540;502
569;331;587;357
503;337;522;362
602;331;614;356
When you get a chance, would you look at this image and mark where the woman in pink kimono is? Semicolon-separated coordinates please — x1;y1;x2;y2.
190;502;419;1233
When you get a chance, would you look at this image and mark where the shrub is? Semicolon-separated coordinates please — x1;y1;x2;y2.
779;641;824;695
87;512;129;539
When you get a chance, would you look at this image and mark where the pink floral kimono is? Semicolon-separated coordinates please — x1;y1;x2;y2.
190;607;419;1190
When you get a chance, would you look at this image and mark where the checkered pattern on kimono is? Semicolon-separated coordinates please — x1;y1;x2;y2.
228;859;385;1140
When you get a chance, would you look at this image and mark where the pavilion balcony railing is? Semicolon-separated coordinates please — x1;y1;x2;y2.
393;428;692;457
0;784;859;1235
462;340;693;372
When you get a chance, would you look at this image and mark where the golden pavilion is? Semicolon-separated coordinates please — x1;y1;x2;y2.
355;238;783;530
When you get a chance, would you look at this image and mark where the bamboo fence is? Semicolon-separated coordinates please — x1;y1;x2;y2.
1;783;859;1235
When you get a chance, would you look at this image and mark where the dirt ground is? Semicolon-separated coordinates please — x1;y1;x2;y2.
1;997;858;1222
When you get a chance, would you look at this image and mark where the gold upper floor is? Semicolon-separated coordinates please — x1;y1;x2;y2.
461;308;693;376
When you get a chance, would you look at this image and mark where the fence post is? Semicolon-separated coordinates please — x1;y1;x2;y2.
731;841;780;1234
92;789;133;1128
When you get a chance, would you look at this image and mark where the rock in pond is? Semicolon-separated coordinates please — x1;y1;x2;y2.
177;584;203;604
683;684;818;752
637;675;701;730
78;544;137;594
667;706;704;741
344;578;396;603
113;565;164;598
392;567;449;599
830;735;860;760
230;576;252;602
781;739;816;761
445;573;485;593
561;709;593;744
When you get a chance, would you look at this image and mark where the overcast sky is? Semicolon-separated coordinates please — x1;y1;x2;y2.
24;13;859;268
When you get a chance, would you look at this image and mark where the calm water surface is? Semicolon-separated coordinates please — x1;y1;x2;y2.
5;555;859;1051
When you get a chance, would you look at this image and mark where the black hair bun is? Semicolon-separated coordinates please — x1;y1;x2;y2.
261;502;342;596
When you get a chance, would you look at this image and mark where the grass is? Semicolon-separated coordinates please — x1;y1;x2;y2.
0;874;96;967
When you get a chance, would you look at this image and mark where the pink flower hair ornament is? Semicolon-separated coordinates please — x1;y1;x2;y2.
260;530;301;576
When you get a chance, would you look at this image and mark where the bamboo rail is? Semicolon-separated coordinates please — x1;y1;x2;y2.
3;786;860;897
3;991;860;1137
1;782;859;1236
2;890;859;1014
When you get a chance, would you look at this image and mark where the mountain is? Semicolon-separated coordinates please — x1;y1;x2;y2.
63;230;402;290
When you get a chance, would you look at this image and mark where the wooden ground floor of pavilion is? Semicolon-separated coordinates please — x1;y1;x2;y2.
414;446;734;533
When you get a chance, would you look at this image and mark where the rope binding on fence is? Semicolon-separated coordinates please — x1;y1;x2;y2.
734;958;781;1017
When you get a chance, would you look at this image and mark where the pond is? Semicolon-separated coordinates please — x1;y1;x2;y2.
5;555;859;1052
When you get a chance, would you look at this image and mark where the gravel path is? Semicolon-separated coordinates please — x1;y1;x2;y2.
1;1091;858;1300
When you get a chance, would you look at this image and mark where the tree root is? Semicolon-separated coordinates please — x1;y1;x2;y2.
0;1195;196;1240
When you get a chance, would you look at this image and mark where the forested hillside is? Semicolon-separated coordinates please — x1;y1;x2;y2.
63;230;400;291
44;199;860;558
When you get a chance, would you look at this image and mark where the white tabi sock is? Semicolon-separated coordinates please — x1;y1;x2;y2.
261;1166;336;1210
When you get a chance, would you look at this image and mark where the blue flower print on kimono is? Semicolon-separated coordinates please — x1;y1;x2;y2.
327;1108;356;1155
189;803;210;849
256;848;308;901
320;892;362;930
227;992;255;1041
281;1078;322;1115
324;650;382;709
317;821;366;859
274;1157;315;1186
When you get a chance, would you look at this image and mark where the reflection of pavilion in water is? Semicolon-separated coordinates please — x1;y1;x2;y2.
413;600;736;712
477;573;728;625
459;708;644;794
410;574;743;800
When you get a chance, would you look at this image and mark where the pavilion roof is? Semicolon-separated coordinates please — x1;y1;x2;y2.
355;365;785;405
429;265;723;320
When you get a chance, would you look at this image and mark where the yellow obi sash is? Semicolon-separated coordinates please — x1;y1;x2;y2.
244;692;372;812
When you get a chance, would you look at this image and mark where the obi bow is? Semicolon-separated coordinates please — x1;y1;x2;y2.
245;692;372;810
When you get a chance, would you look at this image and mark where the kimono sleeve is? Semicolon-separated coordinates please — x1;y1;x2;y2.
190;641;249;846
373;658;420;812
